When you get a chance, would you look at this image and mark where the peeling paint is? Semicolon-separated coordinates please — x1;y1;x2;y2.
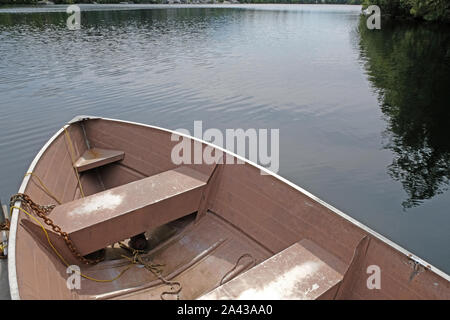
235;261;321;299
68;192;123;217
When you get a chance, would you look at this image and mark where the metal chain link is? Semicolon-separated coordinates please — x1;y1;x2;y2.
10;193;103;265
0;218;9;259
0;220;9;232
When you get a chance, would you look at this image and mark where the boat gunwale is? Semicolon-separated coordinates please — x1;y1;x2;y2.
8;115;450;300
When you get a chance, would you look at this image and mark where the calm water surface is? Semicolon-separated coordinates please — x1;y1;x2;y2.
0;4;449;272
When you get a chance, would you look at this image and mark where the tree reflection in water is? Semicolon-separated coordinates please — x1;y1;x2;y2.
358;18;450;209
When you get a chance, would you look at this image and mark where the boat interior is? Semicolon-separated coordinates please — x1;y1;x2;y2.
11;117;449;300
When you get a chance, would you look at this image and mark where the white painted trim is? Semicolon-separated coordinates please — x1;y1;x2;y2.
8;116;449;300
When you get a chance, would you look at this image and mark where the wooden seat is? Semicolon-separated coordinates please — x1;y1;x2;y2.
48;166;209;256
199;239;347;300
74;148;125;173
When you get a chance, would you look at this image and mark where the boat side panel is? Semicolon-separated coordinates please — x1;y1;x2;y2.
15;124;93;299
339;236;450;299
209;162;365;263
84;119;217;181
208;157;450;299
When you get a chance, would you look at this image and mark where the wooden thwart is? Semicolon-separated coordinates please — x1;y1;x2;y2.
200;239;347;300
48;166;210;256
74;147;125;173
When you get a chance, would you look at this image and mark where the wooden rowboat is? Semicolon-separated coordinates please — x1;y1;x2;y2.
7;116;450;300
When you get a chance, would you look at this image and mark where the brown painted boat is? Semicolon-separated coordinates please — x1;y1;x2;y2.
7;116;450;300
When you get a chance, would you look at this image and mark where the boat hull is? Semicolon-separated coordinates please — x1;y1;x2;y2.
8;116;450;300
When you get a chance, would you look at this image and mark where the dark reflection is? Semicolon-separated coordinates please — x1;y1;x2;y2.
358;18;450;209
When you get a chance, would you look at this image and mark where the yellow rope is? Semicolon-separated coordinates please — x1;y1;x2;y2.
64;127;85;198
10;206;133;283
24;172;62;205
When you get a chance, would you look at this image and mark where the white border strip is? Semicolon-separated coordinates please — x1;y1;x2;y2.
8;116;449;300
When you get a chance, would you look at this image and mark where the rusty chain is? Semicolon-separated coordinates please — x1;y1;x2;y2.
0;218;9;259
0;220;9;232
10;193;103;265
1;200;10;259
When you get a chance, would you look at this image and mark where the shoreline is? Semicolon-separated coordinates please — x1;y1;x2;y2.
0;3;364;8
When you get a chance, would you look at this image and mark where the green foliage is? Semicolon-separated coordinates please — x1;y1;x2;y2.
363;0;450;22
0;0;362;5
409;0;450;22
362;0;410;17
233;1;360;3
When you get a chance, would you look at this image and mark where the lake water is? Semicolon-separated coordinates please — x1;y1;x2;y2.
0;4;449;273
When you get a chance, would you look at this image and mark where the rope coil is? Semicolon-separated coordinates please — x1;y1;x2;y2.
119;242;182;300
220;253;256;285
